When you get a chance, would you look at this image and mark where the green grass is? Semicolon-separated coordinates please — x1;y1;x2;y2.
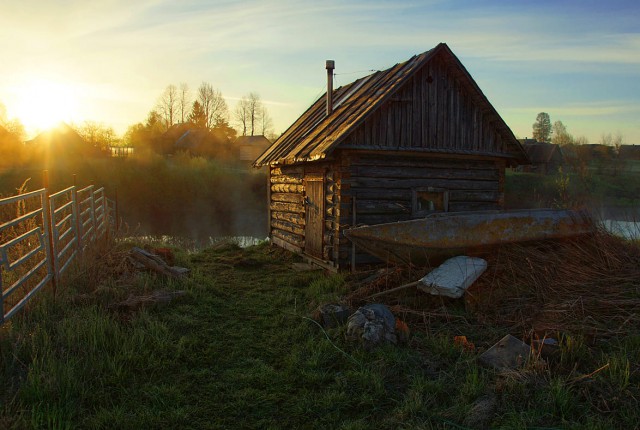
506;164;640;211
1;242;639;429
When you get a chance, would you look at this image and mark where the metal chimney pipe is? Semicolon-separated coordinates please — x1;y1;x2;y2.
326;60;335;116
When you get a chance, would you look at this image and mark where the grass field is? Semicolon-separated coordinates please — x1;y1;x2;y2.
1;236;639;429
505;164;640;213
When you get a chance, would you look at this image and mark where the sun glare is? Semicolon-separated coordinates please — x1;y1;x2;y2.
13;79;80;134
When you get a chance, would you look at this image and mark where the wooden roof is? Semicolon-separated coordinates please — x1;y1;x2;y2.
26;122;96;154
255;43;526;167
236;135;271;147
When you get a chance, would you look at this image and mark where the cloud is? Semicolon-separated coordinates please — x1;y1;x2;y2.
1;0;638;142
509;101;640;118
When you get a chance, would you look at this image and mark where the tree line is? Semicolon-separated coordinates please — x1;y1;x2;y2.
154;83;274;138
531;112;624;148
0;82;278;163
122;82;276;157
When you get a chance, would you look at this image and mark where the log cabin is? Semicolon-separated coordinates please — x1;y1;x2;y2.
254;43;528;270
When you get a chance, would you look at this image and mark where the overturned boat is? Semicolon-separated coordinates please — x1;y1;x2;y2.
344;209;594;266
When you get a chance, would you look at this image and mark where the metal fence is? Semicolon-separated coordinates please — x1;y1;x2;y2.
0;180;116;324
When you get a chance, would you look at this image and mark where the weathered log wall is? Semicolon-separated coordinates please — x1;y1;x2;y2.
269;165;305;253
268;162;341;264
333;150;505;268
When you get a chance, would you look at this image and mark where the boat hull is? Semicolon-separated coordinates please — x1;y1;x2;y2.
344;209;594;266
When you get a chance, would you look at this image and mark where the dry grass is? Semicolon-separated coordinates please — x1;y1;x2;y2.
468;229;640;338
344;229;640;340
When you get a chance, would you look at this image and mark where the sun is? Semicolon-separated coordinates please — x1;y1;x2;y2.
13;79;80;133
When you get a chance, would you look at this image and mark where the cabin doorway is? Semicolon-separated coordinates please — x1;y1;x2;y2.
304;174;324;259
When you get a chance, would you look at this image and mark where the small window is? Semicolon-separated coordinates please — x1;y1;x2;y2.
412;187;449;217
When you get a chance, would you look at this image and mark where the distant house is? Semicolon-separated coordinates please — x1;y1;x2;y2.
26;122;101;158
235;135;271;163
254;43;528;269
174;127;235;160
160;123;192;154
575;144;615;162
175;128;209;153
619;145;640;161
520;141;564;174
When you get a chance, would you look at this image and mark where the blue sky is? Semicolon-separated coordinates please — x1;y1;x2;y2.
1;0;638;143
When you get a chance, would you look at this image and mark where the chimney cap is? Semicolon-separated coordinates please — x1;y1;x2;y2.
326;60;335;70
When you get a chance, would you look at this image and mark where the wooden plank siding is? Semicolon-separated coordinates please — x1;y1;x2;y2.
341;57;507;155
333;150;503;268
269;152;505;269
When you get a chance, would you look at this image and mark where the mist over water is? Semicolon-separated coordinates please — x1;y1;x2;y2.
0;153;270;249
127;206;268;248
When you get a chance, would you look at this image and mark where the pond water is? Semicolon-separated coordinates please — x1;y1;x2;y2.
601;220;640;240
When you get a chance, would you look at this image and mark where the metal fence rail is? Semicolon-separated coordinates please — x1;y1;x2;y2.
0;181;116;324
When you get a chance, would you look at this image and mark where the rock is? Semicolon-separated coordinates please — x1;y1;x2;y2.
171;266;191;276
531;337;559;358
478;334;531;370
152;247;175;266
347;304;397;348
418;256;487;298
463;394;498;428
130;247;190;278
319;303;350;328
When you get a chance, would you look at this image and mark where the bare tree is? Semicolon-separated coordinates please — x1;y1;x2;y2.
3;118;26;142
574;136;589;145
197;82;228;130
178;83;190;123
258;105;273;136
0;102;26;141
235;97;249;136
551;120;573;146
74;121;118;151
157;84;178;129
234;92;265;136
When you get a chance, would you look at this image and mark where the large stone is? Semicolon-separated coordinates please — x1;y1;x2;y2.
419;256;487;298
478;334;531;370
319;303;350;328
347;304;397;348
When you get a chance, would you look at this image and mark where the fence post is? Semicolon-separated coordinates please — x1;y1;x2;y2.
0;262;4;324
72;174;82;254
115;187;119;232
89;185;96;243
42;170;58;297
104;188;109;242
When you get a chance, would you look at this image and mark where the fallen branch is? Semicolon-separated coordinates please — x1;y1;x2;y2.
130;247;190;278
367;281;420;299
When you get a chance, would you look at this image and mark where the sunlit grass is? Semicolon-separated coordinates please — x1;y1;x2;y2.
1;242;639;428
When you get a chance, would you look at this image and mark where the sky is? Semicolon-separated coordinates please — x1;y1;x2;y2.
0;0;638;143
